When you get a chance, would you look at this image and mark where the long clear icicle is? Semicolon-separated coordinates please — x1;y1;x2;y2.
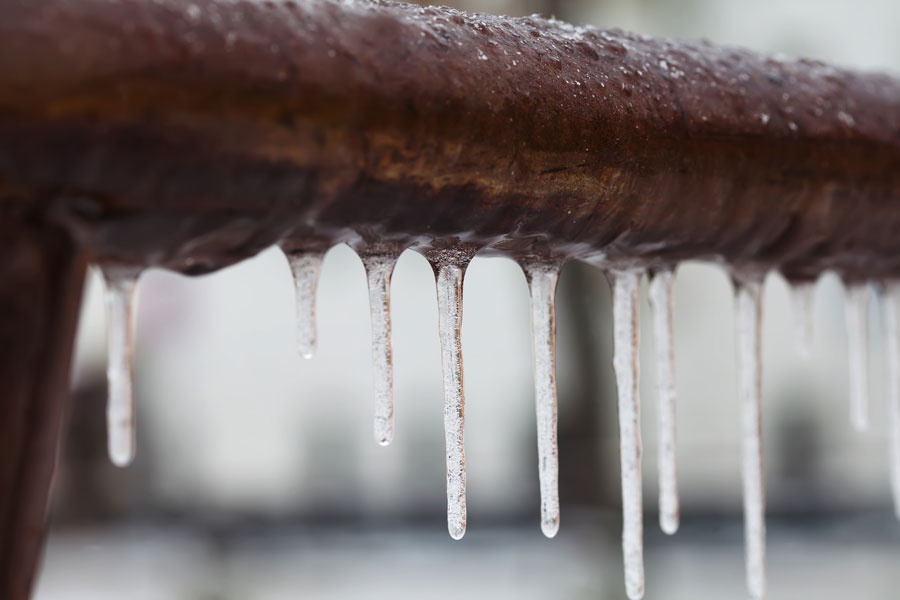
285;251;324;360
884;283;900;520
790;282;815;359
101;268;140;468
844;283;870;432
362;254;398;446
434;259;468;540
735;279;766;600
524;263;561;538
648;269;679;535
611;270;644;600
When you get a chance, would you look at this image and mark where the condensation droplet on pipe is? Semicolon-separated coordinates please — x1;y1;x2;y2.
883;283;900;520
433;257;468;540
285;250;324;360
611;269;644;600
844;282;870;432
101;268;140;468
362;254;398;446
735;279;766;600
524;262;561;538
648;269;679;535
790;281;815;359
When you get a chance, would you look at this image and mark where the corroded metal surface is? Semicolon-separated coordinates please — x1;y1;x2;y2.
1;0;899;280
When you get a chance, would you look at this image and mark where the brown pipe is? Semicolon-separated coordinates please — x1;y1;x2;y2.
1;0;899;280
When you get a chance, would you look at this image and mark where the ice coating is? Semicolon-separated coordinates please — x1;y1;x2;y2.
362;254;398;446
648;269;679;535
285;250;324;360
884;283;900;520
735;279;766;600
844;283;870;432
524;262;561;538
433;257;469;540
611;270;644;600
101;268;140;468
790;281;815;359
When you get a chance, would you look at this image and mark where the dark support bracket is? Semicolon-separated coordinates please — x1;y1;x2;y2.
0;212;86;600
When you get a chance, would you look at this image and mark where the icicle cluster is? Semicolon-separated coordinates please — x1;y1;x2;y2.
96;242;900;600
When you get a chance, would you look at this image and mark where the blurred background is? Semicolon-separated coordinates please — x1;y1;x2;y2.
35;1;900;599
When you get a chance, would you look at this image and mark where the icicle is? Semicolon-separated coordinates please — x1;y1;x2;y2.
790;281;815;359
524;262;561;538
285;251;324;359
101;268;140;468
884;283;900;520
735;279;766;600
648;269;678;535
611;269;644;600
361;254;398;446
844;282;870;432
433;256;469;540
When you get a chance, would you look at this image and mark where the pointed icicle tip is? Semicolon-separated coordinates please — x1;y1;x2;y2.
610;269;645;600
524;262;561;540
734;278;766;600
101;267;141;468
649;268;679;536
431;252;470;541
844;281;871;432
284;249;325;360
361;253;399;447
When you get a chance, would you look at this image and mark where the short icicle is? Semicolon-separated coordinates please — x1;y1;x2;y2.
101;267;141;468
883;283;900;520
285;250;324;359
648;269;679;535
611;269;644;600
432;254;470;540
361;254;398;446
790;281;815;359
735;278;766;600
524;262;561;538
844;282;871;432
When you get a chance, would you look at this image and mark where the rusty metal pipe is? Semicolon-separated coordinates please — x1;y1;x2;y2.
2;0;899;279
